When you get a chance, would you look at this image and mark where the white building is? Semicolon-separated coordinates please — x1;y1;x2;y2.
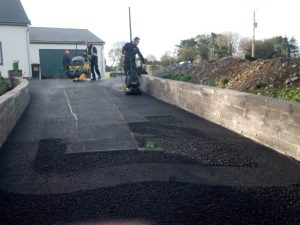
0;0;31;77
0;0;105;79
29;27;105;79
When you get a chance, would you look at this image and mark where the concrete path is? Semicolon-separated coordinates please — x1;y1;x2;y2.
0;78;299;225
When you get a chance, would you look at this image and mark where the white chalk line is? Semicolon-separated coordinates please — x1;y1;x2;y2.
63;90;78;122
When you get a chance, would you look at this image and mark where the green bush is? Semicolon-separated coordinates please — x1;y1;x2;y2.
0;78;10;96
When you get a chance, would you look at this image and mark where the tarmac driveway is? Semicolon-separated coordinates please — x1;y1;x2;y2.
0;78;299;225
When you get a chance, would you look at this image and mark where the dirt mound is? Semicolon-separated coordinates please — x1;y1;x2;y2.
157;57;300;91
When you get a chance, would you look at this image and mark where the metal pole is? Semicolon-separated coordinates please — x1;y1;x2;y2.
252;10;256;58
129;6;133;78
129;7;132;42
76;43;78;56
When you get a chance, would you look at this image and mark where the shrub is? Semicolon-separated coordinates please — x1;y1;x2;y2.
0;78;10;96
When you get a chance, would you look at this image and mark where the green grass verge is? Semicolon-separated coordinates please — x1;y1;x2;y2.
160;72;196;83
253;88;300;102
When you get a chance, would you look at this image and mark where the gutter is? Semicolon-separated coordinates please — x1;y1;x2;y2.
29;41;105;45
0;22;30;26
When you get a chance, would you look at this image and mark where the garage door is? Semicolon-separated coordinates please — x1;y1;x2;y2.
39;49;85;79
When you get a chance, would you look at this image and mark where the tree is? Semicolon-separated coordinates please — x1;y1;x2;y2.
146;54;157;62
178;47;197;63
225;32;239;56
289;37;299;58
238;37;252;56
177;38;198;63
270;36;289;58
281;36;289;58
160;51;177;66
213;33;237;58
108;41;125;67
209;33;218;59
145;54;159;65
175;33;299;61
239;36;298;59
195;34;210;60
254;40;275;59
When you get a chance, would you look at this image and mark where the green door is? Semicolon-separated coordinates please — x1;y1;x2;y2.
39;49;85;79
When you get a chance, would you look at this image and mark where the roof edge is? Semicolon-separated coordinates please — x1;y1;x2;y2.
29;26;88;31
30;40;105;45
0;22;30;26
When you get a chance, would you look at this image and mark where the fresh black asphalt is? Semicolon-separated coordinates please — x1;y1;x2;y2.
0;78;299;225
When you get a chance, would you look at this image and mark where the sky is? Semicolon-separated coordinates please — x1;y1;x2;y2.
20;0;300;63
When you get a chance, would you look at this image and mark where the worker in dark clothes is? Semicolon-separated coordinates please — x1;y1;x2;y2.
62;50;71;76
84;42;101;80
122;37;145;75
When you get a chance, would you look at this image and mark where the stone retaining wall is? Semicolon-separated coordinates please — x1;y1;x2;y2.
0;78;30;148
139;75;300;161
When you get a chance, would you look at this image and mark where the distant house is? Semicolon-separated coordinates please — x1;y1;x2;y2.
0;0;31;77
29;27;105;78
0;0;105;79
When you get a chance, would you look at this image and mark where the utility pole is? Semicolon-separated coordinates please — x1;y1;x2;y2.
129;7;132;42
252;10;258;58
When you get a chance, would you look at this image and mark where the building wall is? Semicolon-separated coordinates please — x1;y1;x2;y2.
0;25;30;77
30;43;105;77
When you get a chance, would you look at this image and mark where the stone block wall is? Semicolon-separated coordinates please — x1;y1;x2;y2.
0;78;29;148
139;75;300;161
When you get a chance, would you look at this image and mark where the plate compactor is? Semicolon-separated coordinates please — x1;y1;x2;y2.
123;66;147;95
68;56;90;82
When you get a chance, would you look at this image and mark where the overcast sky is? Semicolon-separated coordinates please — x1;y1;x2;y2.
20;0;300;61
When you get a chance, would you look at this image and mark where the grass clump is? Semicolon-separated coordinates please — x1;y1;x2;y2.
253;87;300;102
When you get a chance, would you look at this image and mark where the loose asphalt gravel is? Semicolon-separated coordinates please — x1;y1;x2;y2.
0;78;299;225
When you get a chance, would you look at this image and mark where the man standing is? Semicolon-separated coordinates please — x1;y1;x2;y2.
62;50;71;76
122;37;145;75
84;42;101;80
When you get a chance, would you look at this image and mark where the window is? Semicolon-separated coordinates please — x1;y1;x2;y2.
0;42;3;65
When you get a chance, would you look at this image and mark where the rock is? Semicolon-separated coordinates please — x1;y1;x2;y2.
286;75;299;84
255;81;267;89
291;76;299;82
285;78;291;84
245;55;257;61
